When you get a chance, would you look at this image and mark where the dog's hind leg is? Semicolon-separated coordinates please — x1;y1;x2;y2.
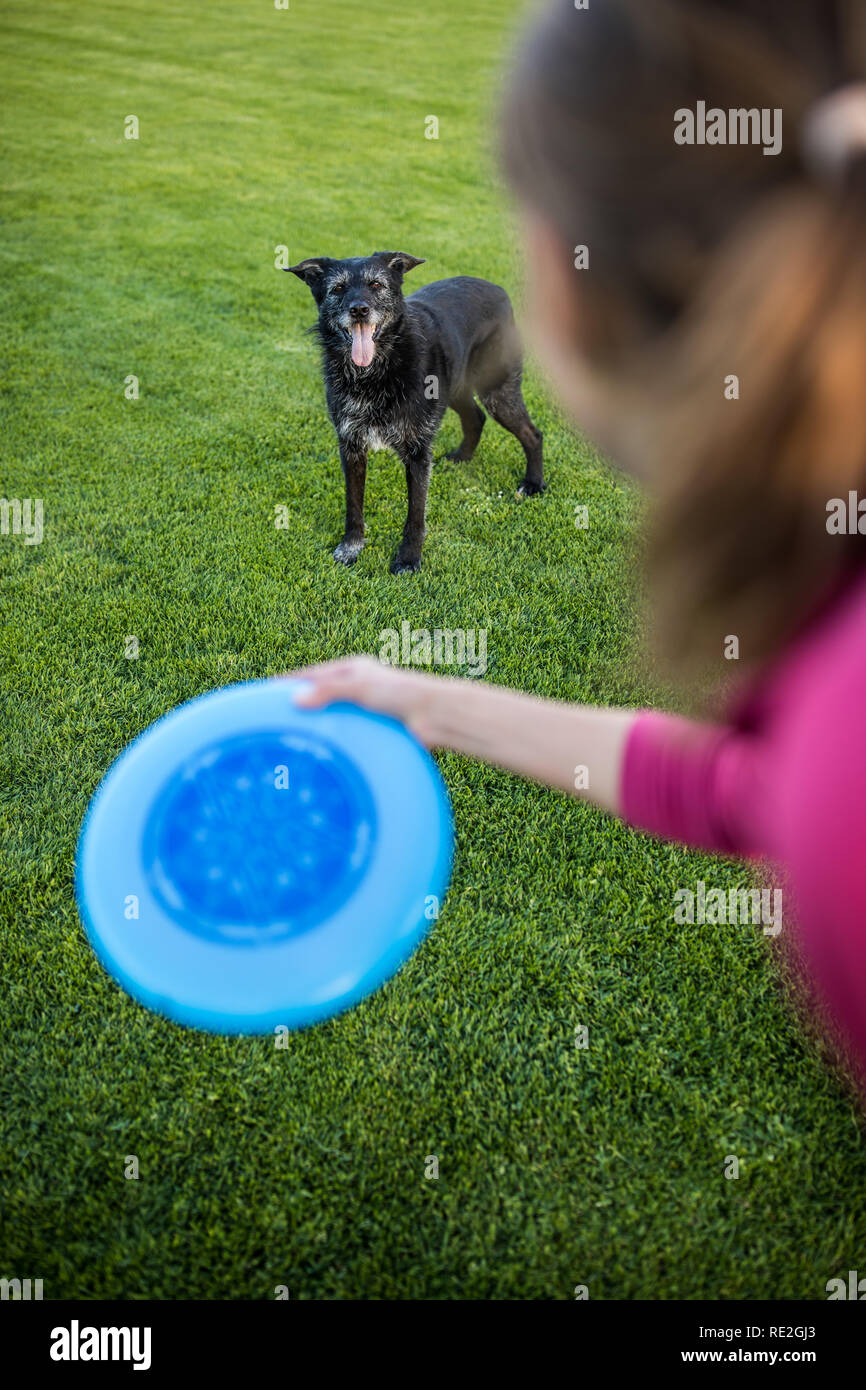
445;396;485;462
480;371;545;496
334;442;367;564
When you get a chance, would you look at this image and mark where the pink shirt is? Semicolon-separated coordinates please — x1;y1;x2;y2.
621;569;866;1095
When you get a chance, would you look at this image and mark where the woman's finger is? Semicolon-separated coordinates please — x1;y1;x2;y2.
285;657;378;708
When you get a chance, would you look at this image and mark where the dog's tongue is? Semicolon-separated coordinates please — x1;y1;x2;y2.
351;322;375;368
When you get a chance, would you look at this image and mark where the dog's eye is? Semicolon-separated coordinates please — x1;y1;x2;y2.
331;282;347;296
368;280;384;291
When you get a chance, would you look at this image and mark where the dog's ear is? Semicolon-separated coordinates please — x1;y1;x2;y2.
285;258;330;297
384;252;426;278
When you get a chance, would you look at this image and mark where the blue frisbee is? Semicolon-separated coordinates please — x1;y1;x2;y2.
75;678;453;1034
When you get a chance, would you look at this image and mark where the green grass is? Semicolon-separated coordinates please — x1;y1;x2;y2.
1;0;864;1301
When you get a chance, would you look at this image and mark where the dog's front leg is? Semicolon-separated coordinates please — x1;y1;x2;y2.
392;441;432;575
334;441;367;565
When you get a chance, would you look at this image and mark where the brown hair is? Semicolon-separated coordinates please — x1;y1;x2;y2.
503;0;866;675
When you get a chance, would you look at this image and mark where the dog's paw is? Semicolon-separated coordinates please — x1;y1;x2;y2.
390;554;422;576
517;478;546;498
445;447;471;462
333;538;364;565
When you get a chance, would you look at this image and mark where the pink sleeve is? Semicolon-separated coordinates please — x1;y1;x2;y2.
620;711;766;857
773;661;866;1093
622;699;866;1090
619;596;866;1093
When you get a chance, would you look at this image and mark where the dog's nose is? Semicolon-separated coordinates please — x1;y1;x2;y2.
349;301;371;320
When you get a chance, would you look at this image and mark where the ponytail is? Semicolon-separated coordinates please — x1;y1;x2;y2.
645;185;866;672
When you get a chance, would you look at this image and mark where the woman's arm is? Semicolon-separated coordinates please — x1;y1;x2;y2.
291;657;637;816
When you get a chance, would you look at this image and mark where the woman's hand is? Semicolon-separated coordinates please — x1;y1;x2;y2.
288;656;447;746
286;655;636;816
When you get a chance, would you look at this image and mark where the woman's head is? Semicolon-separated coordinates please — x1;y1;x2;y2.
503;0;866;673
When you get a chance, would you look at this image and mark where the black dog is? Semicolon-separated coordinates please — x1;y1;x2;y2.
287;251;544;573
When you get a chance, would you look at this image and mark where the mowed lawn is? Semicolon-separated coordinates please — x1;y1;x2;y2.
1;0;864;1301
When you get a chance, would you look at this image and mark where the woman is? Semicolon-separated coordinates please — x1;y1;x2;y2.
297;0;866;1093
